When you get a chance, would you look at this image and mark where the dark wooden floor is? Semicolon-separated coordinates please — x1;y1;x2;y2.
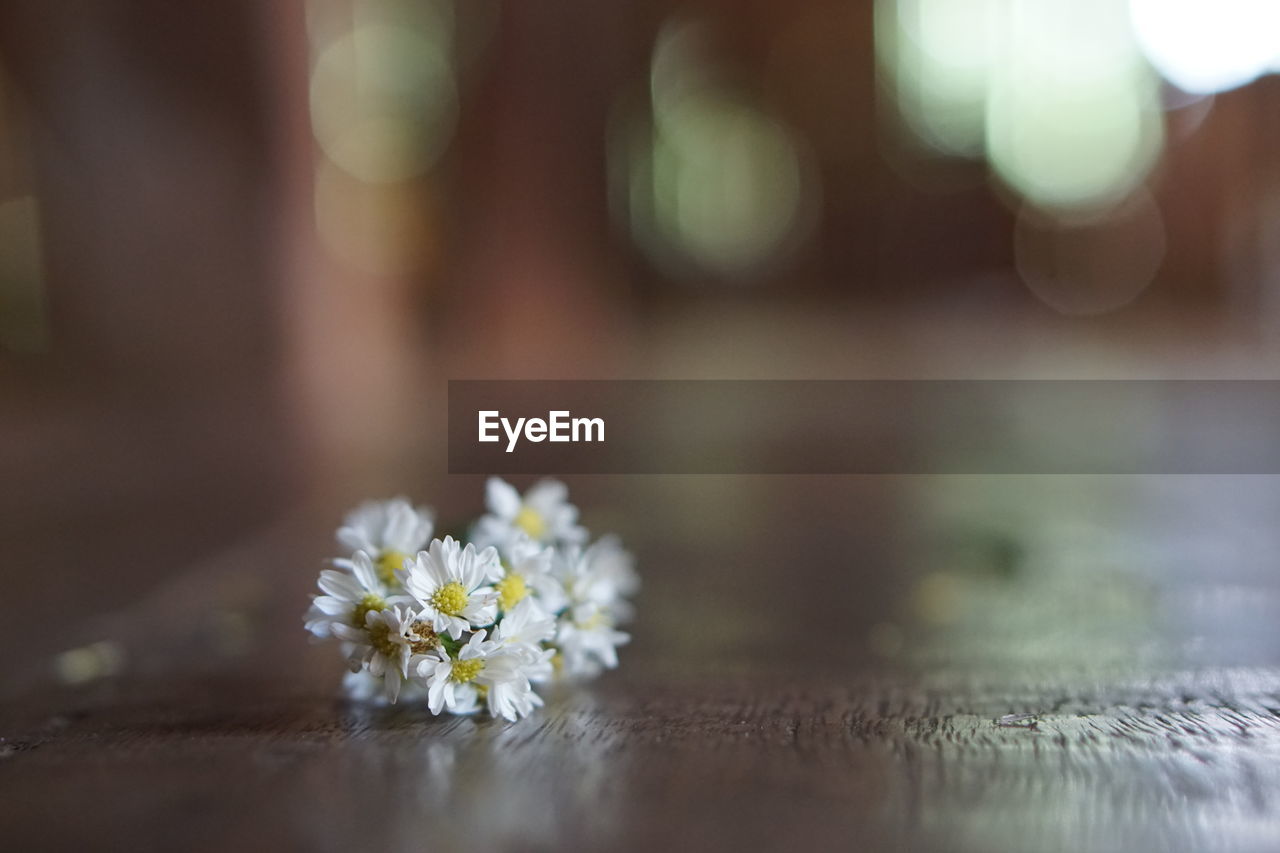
3;476;1280;852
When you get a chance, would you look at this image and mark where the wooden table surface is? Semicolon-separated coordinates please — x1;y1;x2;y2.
3;475;1280;852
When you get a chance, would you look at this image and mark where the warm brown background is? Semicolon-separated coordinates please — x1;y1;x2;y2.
2;1;1280;851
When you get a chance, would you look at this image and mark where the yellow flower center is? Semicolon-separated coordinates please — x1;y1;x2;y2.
429;581;468;617
579;609;608;630
351;592;386;628
515;506;547;540
495;573;528;611
450;658;484;683
376;550;409;585
367;620;400;659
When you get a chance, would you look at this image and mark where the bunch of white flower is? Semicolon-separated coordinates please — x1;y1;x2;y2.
304;479;637;721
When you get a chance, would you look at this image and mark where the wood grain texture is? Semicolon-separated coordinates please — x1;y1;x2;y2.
3;667;1280;852
4;477;1280;852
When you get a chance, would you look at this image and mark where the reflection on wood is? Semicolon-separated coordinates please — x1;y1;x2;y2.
2;665;1279;852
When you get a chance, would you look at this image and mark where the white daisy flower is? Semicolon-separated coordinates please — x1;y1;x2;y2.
414;632;489;716
337;498;435;588
304;550;399;639
403;536;500;639
493;535;565;615
495;597;556;647
494;598;557;684
473;477;587;552
332;605;435;703
307;481;636;717
414;631;547;721
541;540;636;678
554;538;640;618
482;645;549;721
573;535;640;621
555;601;630;680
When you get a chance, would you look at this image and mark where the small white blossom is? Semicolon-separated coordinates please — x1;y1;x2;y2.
414;631;547;721
495;598;556;647
337;498;435;589
554;538;639;618
495;598;557;684
573;535;639;621
404;536;500;639
307;485;637;719
332;605;429;703
473;478;587;552
556;601;630;679
482;645;550;721
493;535;565;615
305;550;398;639
415;632;488;716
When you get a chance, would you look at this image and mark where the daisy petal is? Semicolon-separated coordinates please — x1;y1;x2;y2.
486;477;522;519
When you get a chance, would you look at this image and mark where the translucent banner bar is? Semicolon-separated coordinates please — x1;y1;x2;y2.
448;380;1280;474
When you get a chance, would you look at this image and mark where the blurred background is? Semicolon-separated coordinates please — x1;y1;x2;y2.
4;0;1280;699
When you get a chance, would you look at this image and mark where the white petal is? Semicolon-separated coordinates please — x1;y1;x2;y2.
525;478;567;512
383;502;417;553
318;570;361;601
313;596;350;616
348;551;379;591
331;623;364;642
384;667;401;703
464;600;497;629
428;677;447;714
475;546;503;584
337;527;375;553
486;477;522;519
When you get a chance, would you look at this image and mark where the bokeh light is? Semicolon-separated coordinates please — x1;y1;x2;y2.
1129;0;1280;95
309;18;457;184
307;0;457;274
878;0;1165;216
985;0;1162;215
612;19;816;280
875;0;1004;158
